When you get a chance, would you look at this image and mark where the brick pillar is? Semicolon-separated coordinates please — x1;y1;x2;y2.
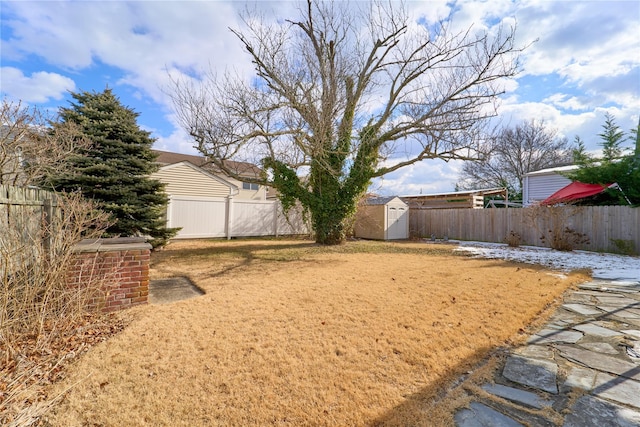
69;237;152;312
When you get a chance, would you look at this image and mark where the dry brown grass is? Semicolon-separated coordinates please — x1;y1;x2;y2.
44;239;588;426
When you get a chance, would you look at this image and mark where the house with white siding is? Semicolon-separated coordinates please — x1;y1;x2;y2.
149;150;305;239
152;150;269;201
522;165;578;206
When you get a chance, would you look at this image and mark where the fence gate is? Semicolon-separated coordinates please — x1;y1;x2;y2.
167;196;228;238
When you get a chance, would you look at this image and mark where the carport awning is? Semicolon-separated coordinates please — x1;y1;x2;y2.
541;181;614;205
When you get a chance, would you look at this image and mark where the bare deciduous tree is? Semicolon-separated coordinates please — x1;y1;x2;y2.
1;100;90;187
457;119;573;198
170;0;524;244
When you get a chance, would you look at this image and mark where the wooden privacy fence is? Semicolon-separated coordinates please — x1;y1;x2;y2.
0;184;58;253
410;205;640;254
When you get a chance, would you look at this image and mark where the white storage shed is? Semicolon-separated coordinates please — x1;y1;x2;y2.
354;196;409;240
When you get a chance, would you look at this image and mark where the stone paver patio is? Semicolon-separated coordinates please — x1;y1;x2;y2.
455;280;640;427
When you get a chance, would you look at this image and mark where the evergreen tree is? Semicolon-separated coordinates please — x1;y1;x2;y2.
631;117;640;161
568;114;639;206
572;135;591;165
46;89;177;247
598;112;626;162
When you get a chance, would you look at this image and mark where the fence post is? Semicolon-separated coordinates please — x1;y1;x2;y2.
42;196;53;265
273;201;279;237
225;196;234;240
165;195;173;228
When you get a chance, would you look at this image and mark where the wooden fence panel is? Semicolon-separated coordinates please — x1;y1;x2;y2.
410;206;639;254
1;185;60;278
0;184;58;247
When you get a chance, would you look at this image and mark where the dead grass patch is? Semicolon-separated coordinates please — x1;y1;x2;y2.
44;239;587;426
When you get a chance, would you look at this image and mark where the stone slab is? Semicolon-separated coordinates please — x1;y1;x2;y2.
593;372;640;410
503;355;558;394
578;342;619;355
552;319;576;326
622;318;640;328
454;402;524;427
623;330;640;339
579;283;640;293
564;293;594;304
481;383;551;409
563;395;640;427
555;345;640;381
514;345;554;360
528;329;583;344
597;306;640;319
562;303;602;316
572;323;623;337
596;296;640;308
149;277;205;304
574;290;612;297
546;323;566;330
564;366;597;390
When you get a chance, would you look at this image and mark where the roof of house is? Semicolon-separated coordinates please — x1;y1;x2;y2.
363;196;405;206
400;187;506;199
524;165;579;176
153;149;262;178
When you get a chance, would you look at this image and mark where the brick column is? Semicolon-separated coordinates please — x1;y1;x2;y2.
69;237;152;312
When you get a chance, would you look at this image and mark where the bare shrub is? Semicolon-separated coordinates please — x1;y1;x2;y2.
1;100;92;187
0;190;112;425
524;204;590;251
504;230;522;247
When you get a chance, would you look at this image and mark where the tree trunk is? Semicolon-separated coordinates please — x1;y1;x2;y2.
311;205;347;245
309;162;352;245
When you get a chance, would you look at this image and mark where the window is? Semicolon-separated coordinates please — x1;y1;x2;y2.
242;182;260;191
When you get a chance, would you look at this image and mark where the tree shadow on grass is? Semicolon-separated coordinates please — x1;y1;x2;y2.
155;238;460;262
367;344;499;427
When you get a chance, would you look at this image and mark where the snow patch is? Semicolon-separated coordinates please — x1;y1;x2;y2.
454;242;640;285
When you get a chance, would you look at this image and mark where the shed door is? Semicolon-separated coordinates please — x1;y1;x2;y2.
387;206;408;240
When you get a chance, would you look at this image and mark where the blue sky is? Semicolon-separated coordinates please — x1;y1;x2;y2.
2;0;639;196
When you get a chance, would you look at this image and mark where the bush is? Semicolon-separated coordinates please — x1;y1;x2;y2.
504;230;522;247
1;191;112;425
525;204;590;251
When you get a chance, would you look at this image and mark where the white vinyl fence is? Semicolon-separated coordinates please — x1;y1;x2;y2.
166;196;309;239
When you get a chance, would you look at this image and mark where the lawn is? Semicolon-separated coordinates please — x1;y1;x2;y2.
45;239;587;426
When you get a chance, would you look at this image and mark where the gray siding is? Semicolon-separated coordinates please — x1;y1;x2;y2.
525;173;572;205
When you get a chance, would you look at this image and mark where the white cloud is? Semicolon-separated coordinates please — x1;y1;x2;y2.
374;159;463;196
1;0;638;195
542;94;590;112
2;2;253;102
513;0;640;84
0;67;75;103
153;128;199;156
